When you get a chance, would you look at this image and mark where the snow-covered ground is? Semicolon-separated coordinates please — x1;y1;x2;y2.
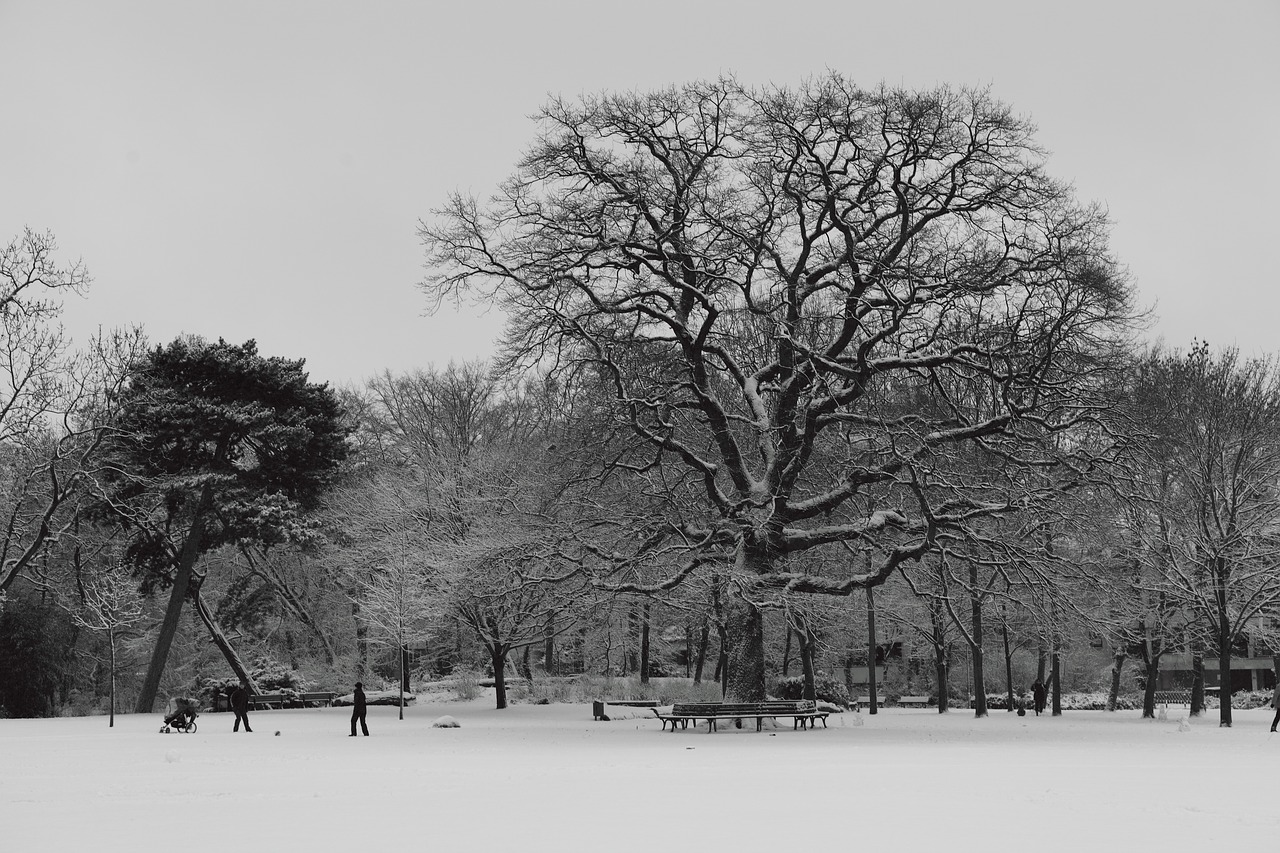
2;695;1275;851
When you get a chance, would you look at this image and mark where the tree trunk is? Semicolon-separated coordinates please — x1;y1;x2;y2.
866;585;878;715
639;602;651;684
1002;616;1014;712
1217;608;1233;727
722;596;766;701
970;567;987;718
190;579;259;692
796;623;816;701
520;645;532;680
693;618;710;684
625;606;639;675
1050;649;1062;716
781;627;792;677
1190;650;1205;717
353;602;368;682
1140;661;1157;718
108;626;117;728
1036;644;1048;685
491;644;509;710
544;611;556;676
133;504;208;713
1106;649;1126;712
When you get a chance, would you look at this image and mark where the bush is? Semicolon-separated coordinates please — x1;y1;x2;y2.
193;657;309;709
774;675;852;708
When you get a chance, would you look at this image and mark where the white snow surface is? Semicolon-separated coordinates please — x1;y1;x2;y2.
2;695;1276;851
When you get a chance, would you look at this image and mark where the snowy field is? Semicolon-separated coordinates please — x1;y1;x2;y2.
2;695;1275;851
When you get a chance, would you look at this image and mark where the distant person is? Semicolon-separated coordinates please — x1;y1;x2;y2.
1271;688;1279;733
350;681;369;737
1031;680;1046;716
230;683;253;733
1015;690;1027;717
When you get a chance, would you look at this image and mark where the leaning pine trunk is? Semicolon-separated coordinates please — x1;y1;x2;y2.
191;581;259;693
133;498;209;713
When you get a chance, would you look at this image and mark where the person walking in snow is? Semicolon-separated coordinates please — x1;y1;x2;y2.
1031;680;1047;716
1271;688;1279;733
230;683;253;733
350;681;369;737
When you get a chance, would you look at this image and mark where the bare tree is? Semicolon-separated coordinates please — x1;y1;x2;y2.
421;76;1134;700
1124;345;1280;726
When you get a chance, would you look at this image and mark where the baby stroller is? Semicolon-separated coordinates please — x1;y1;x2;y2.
160;697;200;733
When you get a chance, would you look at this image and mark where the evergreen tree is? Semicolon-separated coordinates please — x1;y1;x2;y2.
100;337;348;712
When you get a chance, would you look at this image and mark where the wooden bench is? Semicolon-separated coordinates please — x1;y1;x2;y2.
896;695;932;708
301;692;336;707
650;701;828;732
247;693;288;710
1154;689;1192;706
592;699;660;721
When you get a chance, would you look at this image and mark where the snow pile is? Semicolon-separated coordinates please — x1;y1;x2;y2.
431;715;460;728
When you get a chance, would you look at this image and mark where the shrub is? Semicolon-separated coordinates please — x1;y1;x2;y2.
774;675;852;708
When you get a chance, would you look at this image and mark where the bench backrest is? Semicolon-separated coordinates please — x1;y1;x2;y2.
672;700;816;715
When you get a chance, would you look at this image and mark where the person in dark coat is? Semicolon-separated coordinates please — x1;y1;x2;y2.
1271;688;1279;733
1031;680;1047;716
230;683;253;732
350;681;369;736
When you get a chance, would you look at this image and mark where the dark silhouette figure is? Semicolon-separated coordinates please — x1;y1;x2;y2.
1031;680;1047;717
350;682;369;736
230;684;253;732
1271;691;1279;733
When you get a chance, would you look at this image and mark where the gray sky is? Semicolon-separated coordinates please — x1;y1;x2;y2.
2;0;1276;387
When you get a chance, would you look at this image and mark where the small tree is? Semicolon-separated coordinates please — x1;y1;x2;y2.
66;560;143;727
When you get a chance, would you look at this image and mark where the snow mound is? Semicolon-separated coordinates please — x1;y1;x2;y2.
431;715;460;728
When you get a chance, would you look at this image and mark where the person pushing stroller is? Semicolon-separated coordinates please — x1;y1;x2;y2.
160;697;199;733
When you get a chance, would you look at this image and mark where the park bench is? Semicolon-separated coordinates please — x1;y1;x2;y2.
896;695;932;708
592;699;660;721
650;700;828;732
247;693;287;710
243;691;336;710
1153;689;1192;706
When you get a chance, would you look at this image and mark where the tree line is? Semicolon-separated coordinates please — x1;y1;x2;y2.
2;76;1277;726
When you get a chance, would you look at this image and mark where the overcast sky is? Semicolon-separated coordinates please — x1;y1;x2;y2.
2;0;1276;387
